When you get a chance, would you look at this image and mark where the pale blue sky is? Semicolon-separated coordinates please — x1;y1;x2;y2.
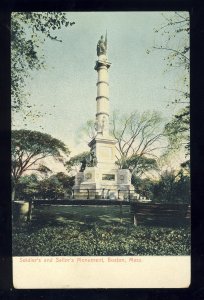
13;12;189;155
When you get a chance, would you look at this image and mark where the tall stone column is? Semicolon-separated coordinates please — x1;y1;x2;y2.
88;34;117;170
94;54;111;137
73;33;136;200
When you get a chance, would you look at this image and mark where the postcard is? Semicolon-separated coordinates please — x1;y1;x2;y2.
11;11;190;288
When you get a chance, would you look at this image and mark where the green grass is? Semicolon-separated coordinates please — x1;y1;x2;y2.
30;205;131;226
12;205;190;256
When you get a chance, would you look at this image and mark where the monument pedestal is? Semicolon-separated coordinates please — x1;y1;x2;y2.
73;166;136;200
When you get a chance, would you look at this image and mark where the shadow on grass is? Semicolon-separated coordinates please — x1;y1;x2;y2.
12;204;191;256
13;205;131;232
12;205;190;236
135;217;190;228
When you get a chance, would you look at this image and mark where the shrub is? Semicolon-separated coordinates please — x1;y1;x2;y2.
13;223;190;256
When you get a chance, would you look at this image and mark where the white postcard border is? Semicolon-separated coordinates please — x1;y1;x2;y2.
13;256;190;289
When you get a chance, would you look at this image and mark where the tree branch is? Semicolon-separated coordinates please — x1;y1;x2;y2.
25;154;52;170
153;46;189;62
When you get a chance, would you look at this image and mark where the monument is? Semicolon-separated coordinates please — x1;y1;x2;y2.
73;33;136;200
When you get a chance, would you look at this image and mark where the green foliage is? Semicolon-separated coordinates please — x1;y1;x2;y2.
131;165;190;203
153;169;190;203
12;205;190;256
165;106;190;156
131;175;156;199
12;130;69;158
65;151;90;172
37;173;75;199
117;154;158;176
12;223;190;256
153;12;189;73
15;174;39;200
15;172;75;200
180;160;190;174
152;12;190;157
11;129;70;200
11;12;75;113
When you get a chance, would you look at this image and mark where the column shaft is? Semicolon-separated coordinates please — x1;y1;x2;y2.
95;63;110;135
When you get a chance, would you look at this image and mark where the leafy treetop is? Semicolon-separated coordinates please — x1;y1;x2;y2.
12;129;70;186
11;12;75;113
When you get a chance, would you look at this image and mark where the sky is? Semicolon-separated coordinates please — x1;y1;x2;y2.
13;12;189;160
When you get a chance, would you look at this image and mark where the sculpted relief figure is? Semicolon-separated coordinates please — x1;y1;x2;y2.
101;116;108;135
94;119;99;132
94;119;103;133
80;157;87;172
90;150;97;167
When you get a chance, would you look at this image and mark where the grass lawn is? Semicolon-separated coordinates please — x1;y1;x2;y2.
31;204;131;225
12;205;190;256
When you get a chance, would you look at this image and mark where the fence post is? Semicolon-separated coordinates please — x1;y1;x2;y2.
119;201;123;223
72;189;75;200
102;188;105;199
87;189;89;200
27;199;33;222
133;213;137;226
130;203;137;226
118;190;120;200
128;189;131;201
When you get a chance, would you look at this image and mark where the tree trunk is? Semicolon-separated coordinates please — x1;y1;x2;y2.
12;186;16;201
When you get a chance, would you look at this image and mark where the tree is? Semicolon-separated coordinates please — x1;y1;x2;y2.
165;106;189;155
77;120;96;144
15;174;39;200
117;154;158;177
66;151;90;173
77;110;165;177
11;12;75;115
111;110;165;170
151;12;190;157
15;172;75;200
175;169;190;203
180;159;190;175
153;12;189;73
153;168;190;203
37;172;75;199
153;169;178;202
11;130;70;200
131;176;156;199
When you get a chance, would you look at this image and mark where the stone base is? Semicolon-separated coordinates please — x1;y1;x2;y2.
73;167;138;200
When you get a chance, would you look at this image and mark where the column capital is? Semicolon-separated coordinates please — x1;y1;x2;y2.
94;60;111;70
